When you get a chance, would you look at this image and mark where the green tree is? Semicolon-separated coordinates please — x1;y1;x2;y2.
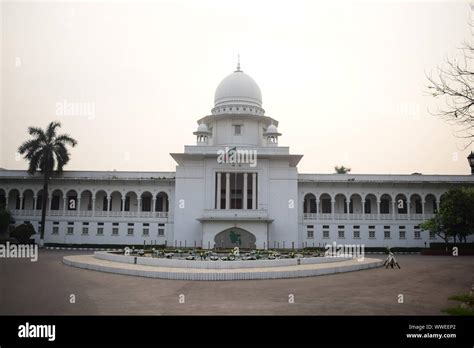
421;187;474;248
334;165;351;174
18;121;77;245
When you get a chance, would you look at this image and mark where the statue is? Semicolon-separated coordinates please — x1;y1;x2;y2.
232;246;240;257
384;252;400;269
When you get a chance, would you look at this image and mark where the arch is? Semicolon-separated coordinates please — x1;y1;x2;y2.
364;193;377;214
349;193;363;214
80;190;93;211
424;193;437;214
156;191;169;212
22;189;35;210
214;227;256;249
95;190;108;211
379;193;393;214
319;193;332;214
109;191;123;212
140;191;153;212
124;191;138;212
409;193;423;214
50;189;64;210
7;189;20;210
395;193;408;214
334;193;347;214
303;193;317;214
65;189;79;211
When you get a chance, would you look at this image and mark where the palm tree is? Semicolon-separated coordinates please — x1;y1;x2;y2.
334;165;351;174
18;121;77;246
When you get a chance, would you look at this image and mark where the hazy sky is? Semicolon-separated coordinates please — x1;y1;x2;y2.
1;0;473;175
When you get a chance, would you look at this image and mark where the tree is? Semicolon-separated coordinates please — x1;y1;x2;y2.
421;187;474;248
0;206;12;240
334;165;351;174
420;214;450;251
18;121;77;246
426;39;473;146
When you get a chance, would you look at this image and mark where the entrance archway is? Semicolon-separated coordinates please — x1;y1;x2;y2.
214;228;256;249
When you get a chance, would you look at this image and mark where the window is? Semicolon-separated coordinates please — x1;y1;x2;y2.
338;230;345;239
399;230;406;239
414;230;421;239
233;125;242;135
67;227;74;235
143;228;149;236
323;230;329;239
127;224;134;236
97;227;104;235
429;231;436;239
353;230;360;238
158;223;165;236
52;227;59;235
364;200;371;214
82;227;89;235
369;230;375;238
384;230;391;239
112;228;119;235
307;230;314;239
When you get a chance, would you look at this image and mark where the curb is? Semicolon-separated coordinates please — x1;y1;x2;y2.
45;246;121;252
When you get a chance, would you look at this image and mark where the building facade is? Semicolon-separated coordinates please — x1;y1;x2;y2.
1;64;473;248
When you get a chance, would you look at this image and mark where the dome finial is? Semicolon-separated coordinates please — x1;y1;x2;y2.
235;54;241;72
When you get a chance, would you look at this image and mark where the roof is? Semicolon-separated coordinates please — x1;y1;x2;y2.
298;173;474;184
0;169;175;181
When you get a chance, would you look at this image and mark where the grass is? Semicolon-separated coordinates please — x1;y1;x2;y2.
442;292;474;316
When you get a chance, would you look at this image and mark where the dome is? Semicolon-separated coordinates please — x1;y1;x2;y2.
212;63;265;116
266;124;278;134
197;123;209;133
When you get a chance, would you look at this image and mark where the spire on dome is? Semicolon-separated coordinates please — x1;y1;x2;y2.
235;54;241;72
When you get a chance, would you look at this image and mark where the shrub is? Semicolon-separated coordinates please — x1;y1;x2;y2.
10;223;36;244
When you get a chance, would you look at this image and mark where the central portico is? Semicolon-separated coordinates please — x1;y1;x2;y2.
171;63;302;249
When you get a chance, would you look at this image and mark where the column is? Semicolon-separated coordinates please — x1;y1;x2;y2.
316;200;320;219
391;201;395;220
77;197;81;216
406;201;411;220
92;198;96;217
331;200;335;219
63;196;67;215
252;173;257;210
225;172;230;209
243;173;248;210
33;196;37;216
152;198;156;212
376;200;380;220
346;200;350;218
19;196;23;211
421;200;425;220
138;198;142;213
361;200;365;219
122;198;126;217
217;172;222;209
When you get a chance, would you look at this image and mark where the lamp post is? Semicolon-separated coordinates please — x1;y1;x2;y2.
468;151;474;175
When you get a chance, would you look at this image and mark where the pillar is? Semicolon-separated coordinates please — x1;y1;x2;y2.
376;200;380;220
331;200;335;219
243;173;248;210
406;201;411;220
92;197;96;217
225;172;230;209
252;173;257;209
217;172;222;209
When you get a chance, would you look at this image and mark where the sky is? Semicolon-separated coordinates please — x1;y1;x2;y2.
1;0;473;175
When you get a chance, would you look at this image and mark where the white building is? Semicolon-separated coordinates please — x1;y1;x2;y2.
1;63;473;249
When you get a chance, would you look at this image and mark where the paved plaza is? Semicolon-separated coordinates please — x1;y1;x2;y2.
1;250;473;315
